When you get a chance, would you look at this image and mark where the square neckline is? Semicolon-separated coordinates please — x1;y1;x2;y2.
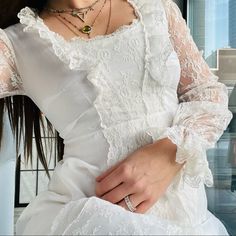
36;0;142;43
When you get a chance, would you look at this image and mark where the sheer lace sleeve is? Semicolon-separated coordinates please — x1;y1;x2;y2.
158;0;233;187
0;28;25;99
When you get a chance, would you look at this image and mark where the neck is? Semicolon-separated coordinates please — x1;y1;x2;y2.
47;0;95;9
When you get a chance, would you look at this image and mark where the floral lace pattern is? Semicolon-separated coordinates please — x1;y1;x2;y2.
0;29;25;98
17;2;177;170
49;196;183;235
16;0;233;190
14;0;233;234
152;0;234;187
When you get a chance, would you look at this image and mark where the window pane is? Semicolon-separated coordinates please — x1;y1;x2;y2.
187;2;236;235
17;137;57;206
19;171;36;204
188;0;236;69
38;171;53;193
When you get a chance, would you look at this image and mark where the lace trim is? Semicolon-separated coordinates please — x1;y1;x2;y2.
157;0;233;188
17;7;98;71
17;0;232;190
50;196;183;235
130;0;180;124
17;1;178;168
99;0;179;168
155;126;214;188
17;4;141;63
160;101;233;187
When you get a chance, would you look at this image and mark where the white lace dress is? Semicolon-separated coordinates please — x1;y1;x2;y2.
0;0;233;235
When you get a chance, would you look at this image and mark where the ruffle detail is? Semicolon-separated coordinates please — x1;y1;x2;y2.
86;63;170;168
131;0;180;117
16;1;218;189
17;7;98;71
16;2;182;170
146;101;233;188
153;126;214;188
17;5;141;72
132;0;176;85
49;196;184;235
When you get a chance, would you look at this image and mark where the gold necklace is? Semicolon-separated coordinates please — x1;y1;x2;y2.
49;0;111;39
45;0;101;23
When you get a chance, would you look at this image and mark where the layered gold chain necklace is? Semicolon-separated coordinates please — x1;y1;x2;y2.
45;0;112;39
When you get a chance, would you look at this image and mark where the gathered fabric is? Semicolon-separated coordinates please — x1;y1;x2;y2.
0;0;232;234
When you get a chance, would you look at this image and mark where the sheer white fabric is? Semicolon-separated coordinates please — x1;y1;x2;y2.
0;29;25;98
155;0;233;187
0;0;232;235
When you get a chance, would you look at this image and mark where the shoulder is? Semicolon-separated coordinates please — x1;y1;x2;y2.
160;0;181;14
0;24;24;56
159;0;184;26
0;24;28;80
2;23;25;41
160;0;174;7
0;27;15;55
0;23;28;64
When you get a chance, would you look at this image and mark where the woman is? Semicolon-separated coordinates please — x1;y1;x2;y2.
0;0;233;234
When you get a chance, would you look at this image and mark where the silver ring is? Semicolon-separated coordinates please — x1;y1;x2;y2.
124;195;137;212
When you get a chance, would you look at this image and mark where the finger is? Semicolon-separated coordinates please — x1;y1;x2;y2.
117;193;145;212
101;182;130;203
135;199;153;214
95;167;124;197
96;160;123;182
118;199;129;211
96;162;133;197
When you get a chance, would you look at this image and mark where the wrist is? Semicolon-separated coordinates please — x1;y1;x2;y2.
149;137;178;163
153;137;177;153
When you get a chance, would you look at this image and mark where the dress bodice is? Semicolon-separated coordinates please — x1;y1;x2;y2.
4;0;182;171
1;0;233;231
1;0;233;189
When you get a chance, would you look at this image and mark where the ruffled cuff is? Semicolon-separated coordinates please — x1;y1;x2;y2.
152;124;214;189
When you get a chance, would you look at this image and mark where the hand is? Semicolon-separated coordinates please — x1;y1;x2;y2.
95;137;185;214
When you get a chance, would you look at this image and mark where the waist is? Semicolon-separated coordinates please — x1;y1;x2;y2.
63;110;175;166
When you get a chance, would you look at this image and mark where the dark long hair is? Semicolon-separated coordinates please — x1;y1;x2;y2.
0;0;64;179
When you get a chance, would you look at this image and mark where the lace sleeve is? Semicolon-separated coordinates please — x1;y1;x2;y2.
0;28;25;99
158;0;233;188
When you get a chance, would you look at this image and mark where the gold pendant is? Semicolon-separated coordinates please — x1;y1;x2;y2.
80;25;92;34
71;10;85;22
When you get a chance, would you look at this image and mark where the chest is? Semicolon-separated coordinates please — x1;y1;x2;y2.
8;0;182;122
15;20;146;98
39;0;139;41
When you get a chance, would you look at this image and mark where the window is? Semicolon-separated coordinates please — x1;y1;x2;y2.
188;0;236;69
186;1;236;235
15;115;57;207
